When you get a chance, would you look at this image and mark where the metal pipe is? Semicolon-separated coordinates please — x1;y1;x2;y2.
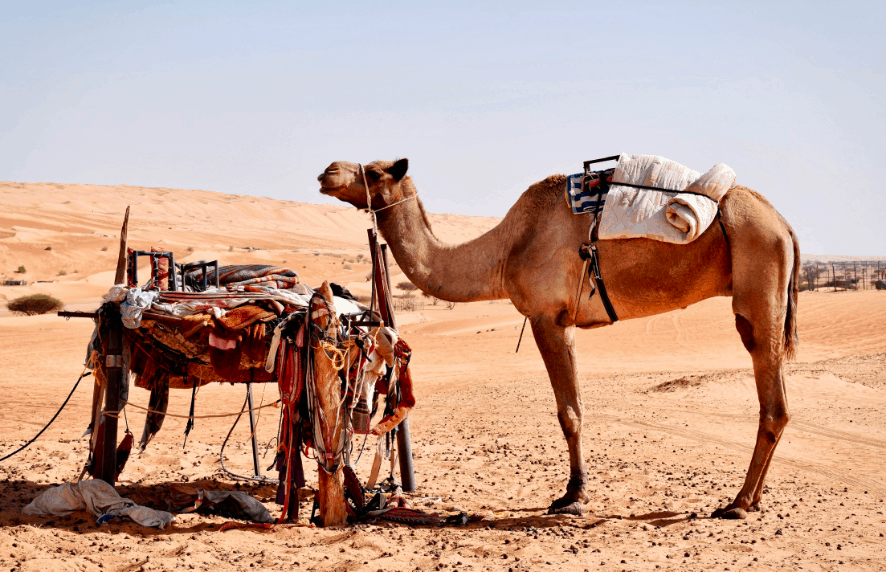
382;244;415;491
395;416;416;492
246;382;262;479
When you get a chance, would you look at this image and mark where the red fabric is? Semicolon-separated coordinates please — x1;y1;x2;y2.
151;247;169;290
374;339;416;429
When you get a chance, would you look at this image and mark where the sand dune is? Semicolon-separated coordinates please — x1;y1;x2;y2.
1;181;885;571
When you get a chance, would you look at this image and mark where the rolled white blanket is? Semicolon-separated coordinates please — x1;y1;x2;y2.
598;154;736;244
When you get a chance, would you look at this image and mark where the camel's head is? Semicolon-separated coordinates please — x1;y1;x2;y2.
310;280;340;338
318;158;410;210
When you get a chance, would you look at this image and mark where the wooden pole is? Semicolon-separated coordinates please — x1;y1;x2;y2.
367;229;395;327
114;206;130;285
98;306;123;485
96;208;131;484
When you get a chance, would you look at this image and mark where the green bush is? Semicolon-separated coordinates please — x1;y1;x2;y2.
16;266;26;274
7;294;63;316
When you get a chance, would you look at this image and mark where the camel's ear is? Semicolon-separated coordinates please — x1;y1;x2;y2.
388;158;409;181
318;280;335;303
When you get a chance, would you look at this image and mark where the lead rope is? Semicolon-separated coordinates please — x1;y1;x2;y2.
359;164;378;235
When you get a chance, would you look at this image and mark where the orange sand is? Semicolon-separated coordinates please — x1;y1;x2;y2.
1;181;884;571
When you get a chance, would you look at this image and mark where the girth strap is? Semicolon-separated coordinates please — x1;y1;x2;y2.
579;242;619;324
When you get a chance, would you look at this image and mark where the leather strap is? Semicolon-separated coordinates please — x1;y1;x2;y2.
579;242;618;324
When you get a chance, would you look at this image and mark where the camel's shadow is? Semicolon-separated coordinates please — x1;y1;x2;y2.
468;507;699;531
1;477;701;535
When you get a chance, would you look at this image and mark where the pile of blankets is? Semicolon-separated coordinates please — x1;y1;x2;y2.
185;264;301;293
567;154;737;244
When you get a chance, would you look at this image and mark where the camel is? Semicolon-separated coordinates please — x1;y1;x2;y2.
308;282;347;526
317;158;799;519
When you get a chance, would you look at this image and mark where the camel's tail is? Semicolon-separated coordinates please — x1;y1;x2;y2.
783;226;800;362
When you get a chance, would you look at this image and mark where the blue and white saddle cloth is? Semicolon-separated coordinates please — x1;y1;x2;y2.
566;169;614;215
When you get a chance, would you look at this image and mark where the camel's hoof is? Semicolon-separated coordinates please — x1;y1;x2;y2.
711;507;748;520
748;503;762;513
548;501;587;516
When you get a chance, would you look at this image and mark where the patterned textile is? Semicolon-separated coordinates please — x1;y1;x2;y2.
186;265;300;291
566;168;614;215
151;247;170;290
371;339;416;436
138;378;169;451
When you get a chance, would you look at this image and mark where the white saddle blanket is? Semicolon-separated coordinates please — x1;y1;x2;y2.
598;154;736;244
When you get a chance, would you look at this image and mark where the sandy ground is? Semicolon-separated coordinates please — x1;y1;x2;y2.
1;182;885;571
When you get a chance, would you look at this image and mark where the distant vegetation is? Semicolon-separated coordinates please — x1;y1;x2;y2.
397;281;418;296
15;266;25;274
7;294;63;316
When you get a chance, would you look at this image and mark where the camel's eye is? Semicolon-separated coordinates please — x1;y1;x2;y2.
366;170;382;181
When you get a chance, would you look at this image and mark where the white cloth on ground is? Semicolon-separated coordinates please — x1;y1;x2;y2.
598;154;736;244
23;480;175;529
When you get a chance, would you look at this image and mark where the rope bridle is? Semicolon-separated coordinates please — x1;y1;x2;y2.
358;163;418;233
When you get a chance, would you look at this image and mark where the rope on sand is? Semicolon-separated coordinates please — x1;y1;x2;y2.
0;363;93;462
104;398;281;420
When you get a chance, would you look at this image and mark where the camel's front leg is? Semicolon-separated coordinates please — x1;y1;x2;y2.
530;315;589;515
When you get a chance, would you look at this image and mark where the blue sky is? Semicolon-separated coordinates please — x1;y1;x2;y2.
2;1;883;255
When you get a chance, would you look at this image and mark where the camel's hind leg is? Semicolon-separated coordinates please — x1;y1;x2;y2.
530;315;589;515
713;224;795;519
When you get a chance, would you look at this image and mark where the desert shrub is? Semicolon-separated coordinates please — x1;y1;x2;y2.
101;246;108;252
16;266;25;274
186;246;194;253
58;269;67;276
7;294;63;316
356;254;364;261
421;291;440;305
397;281;418;295
343;264;352;270
445;300;457;310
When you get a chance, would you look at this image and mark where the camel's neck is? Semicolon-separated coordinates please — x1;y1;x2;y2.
375;181;509;302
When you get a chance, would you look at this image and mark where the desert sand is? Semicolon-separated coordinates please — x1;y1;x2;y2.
1;181;884;571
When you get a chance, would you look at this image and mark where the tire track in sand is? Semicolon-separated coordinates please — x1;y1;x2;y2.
594;414;886;496
651;405;886;452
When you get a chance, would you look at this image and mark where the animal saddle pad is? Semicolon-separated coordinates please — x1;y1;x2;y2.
566;154;737;244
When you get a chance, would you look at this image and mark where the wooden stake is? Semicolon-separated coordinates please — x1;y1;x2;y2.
114;206;130;285
96;209;131;484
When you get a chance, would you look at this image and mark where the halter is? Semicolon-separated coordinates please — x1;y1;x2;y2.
358;163;418;234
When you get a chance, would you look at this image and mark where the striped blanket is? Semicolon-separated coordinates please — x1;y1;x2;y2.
566;168;614;215
186;265;300;292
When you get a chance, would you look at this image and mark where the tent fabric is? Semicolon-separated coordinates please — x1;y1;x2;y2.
23;480;175;529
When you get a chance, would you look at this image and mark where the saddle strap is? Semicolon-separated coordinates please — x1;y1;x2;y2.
579;243;619;324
